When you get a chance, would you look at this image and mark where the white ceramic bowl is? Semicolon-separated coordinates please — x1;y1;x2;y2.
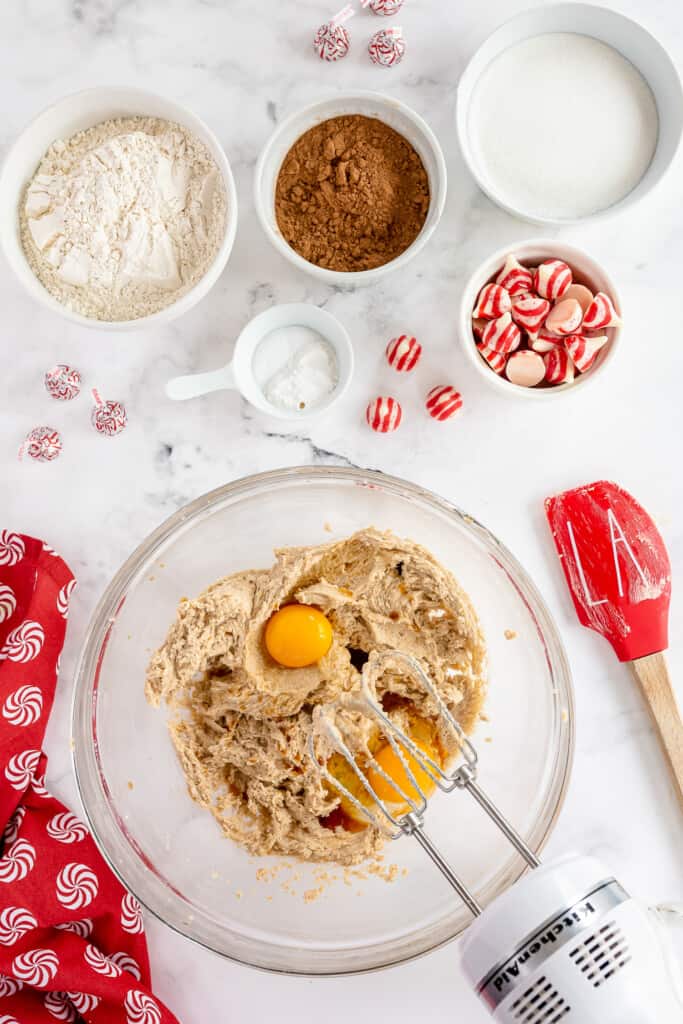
254;92;447;286
456;3;683;225
459;240;622;400
0;87;238;331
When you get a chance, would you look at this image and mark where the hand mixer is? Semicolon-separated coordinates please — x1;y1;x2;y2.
310;650;683;1022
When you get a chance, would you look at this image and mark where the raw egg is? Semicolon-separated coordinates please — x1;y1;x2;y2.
265;604;333;668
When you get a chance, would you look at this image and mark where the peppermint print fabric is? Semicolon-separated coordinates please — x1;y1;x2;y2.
0;532;180;1024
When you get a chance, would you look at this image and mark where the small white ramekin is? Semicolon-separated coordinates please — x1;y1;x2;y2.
459;240;622;400
0;87;238;331
254;92;447;286
456;3;683;226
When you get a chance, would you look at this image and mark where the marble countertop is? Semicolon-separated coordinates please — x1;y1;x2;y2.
1;0;682;1020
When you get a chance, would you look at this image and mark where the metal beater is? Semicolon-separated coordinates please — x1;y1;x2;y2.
308;649;540;917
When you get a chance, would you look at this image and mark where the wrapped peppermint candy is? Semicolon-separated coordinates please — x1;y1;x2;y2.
44;364;82;401
91;388;128;437
369;26;405;66
20;426;62;462
315;5;354;61
361;0;405;14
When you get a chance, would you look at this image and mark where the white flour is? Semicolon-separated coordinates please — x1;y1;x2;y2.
252;325;339;413
21;116;227;321
468;33;658;220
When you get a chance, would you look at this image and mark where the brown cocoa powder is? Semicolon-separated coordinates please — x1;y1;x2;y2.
275;114;430;273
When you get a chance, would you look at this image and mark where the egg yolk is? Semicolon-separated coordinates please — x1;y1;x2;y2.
326;722;441;829
265;604;333;668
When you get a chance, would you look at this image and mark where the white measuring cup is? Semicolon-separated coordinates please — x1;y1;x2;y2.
166;303;354;420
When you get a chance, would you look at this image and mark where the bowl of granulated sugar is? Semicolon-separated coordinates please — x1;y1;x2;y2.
457;4;683;225
0;87;238;329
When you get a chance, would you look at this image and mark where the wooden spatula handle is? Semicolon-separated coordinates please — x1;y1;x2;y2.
630;652;683;812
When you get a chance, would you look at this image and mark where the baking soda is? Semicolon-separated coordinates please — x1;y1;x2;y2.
252;325;339;413
468;33;658;220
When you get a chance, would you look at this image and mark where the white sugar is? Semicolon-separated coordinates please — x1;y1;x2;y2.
468;33;658;220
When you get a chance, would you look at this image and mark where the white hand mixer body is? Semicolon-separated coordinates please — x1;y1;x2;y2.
310;651;683;1021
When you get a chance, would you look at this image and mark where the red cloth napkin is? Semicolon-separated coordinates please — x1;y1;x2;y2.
0;532;180;1024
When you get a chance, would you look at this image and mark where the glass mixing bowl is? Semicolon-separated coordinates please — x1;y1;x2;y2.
72;467;574;975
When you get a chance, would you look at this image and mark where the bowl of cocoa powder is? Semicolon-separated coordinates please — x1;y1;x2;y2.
254;92;447;284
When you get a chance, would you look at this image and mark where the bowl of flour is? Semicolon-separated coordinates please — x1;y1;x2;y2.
0;87;238;328
456;4;683;225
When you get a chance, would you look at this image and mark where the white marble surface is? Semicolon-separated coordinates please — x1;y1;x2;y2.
1;0;683;1019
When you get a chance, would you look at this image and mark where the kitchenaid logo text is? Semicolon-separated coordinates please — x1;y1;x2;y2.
477;878;629;1011
491;901;596;994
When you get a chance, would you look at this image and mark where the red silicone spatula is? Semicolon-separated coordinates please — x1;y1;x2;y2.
545;480;683;810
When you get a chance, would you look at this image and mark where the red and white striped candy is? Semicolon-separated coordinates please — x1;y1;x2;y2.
366;396;402;432
481;312;521;354
314;5;354;61
476;341;506;374
368;26;405;67
544;298;583;336
534;260;572;301
496;255;533;296
505;350;545;388
21;426;62;462
425;386;463;421
564;334;609;373
473;283;511;319
562;283;593;315
582;292;621;330
511;294;550;333
386;335;422;372
472;318;487;340
544;348;575;385
528;329;564;354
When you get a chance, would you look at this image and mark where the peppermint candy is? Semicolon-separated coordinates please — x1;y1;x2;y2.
11;948;59;987
4;749;41;790
368;26;405;67
545;298;583;336
0;583;16;623
55;918;93;939
505;350;546;388
2;807;25;848
534;260;572;301
56;579;77;618
582;291;621;330
473;283;511;320
528;329;564;354
109;951;142;980
84;943;122;977
365;396;402;433
121;892;145;934
0;620;45;663
362;0;404;13
91;388;128;437
0;1013;21;1024
564;334;609;373
0;907;38;946
562;283;594;314
385;335;422;372
0;839;36;883
476;341;506;374
0;975;23;998
511;294;550;333
314;5;354;61
544;348;575;385
46;812;88;845
55;863;99;910
0;532;25;566
472;317;487;340
425;386;463;421
21;427;62;462
495;255;533;296
43;992;76;1022
125;989;162;1024
44;365;82;402
481;312;521;354
2;685;43;727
